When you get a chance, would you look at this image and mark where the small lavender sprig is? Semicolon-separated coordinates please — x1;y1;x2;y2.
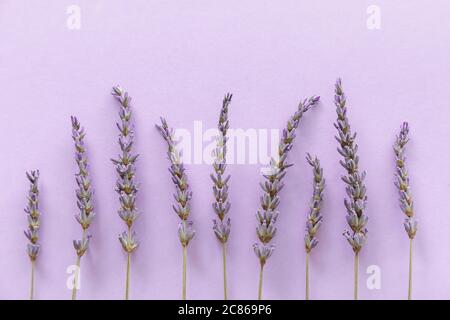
156;117;195;300
111;86;139;300
24;170;40;300
304;154;325;253
393;122;417;299
211;93;232;300
70;116;95;300
254;95;320;300
304;153;325;300
334;78;368;300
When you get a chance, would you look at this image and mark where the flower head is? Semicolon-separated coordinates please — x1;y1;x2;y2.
211;94;233;243
71;116;95;230
24;170;41;261
156;117;195;247
334;79;368;253
255;96;320;264
394;122;417;239
112;86;139;253
304;153;325;253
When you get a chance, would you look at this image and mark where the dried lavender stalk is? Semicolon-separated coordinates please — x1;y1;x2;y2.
211;93;232;300
111;86;139;300
156;117;195;300
334;78;368;300
304;153;325;300
393;122;417;300
24;170;40;300
253;95;320;300
70;116;95;300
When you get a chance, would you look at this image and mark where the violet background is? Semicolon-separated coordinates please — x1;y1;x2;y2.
0;0;449;300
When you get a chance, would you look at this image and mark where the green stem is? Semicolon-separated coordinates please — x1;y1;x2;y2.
222;243;228;300
354;252;359;300
125;253;131;300
125;226;131;300
305;252;310;300
182;245;187;300
30;260;35;300
258;263;264;300
408;238;413;300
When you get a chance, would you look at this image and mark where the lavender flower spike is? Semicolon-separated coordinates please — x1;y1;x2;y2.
334;78;368;300
304;154;325;253
24;170;40;300
70;116;95;300
156;117;195;300
112;86;140;300
211;93;232;300
393;122;417;299
304;153;325;300
394;122;417;238
255;95;320;300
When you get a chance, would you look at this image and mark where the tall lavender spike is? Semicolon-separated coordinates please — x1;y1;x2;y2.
156;117;195;300
24;170;40;300
111;86;139;300
254;95;320;300
334;78;368;300
393;121;417;300
211;93;232;300
70;116;95;300
304;153;325;300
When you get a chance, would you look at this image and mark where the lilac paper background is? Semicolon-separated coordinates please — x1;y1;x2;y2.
0;0;449;300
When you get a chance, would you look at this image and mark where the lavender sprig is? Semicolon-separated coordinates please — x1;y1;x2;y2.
394;122;417;238
156;117;195;300
111;86;139;300
393;122;417;299
24;170;40;300
254;95;320;300
211;93;232;300
70;116;95;300
304;153;325;300
334;78;368;300
304;154;325;253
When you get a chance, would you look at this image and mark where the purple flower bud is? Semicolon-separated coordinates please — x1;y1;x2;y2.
404;217;418;239
253;243;275;265
178;220;195;247
213;219;231;243
73;235;91;257
27;243;40;261
118;231;139;253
